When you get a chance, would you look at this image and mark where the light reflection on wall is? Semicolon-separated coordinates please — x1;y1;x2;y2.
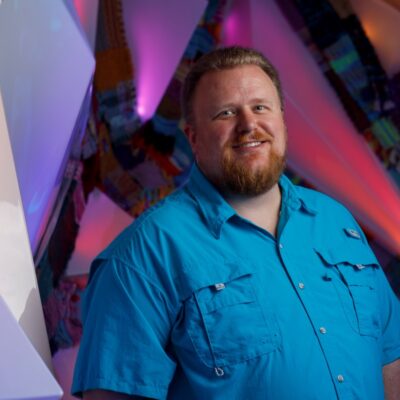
122;0;207;121
349;0;400;77
222;0;252;47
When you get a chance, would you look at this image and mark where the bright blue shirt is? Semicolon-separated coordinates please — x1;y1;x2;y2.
72;164;400;399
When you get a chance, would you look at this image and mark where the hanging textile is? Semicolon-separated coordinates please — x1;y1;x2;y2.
277;0;400;185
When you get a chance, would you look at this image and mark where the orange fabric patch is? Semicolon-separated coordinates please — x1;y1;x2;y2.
94;47;134;92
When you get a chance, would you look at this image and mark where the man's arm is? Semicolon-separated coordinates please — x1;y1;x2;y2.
383;359;400;400
83;389;153;400
72;258;176;398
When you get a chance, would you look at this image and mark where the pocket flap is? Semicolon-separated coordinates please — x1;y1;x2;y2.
314;242;379;268
314;243;379;287
179;257;256;301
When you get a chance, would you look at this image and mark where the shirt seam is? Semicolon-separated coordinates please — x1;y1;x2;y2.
111;256;180;324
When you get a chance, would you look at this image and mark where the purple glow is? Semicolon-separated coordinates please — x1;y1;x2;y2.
136;103;146;119
222;0;252;47
122;0;207;121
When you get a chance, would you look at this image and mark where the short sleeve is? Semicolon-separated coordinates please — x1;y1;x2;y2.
376;266;400;365
71;257;177;399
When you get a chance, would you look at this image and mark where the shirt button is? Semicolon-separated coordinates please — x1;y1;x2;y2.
214;283;225;291
298;282;305;289
279;243;284;249
337;374;344;383
319;327;327;334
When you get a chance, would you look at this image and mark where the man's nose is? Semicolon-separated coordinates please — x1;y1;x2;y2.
236;109;256;134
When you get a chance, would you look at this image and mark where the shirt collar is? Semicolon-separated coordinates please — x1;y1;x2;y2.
186;164;236;238
278;174;317;216
186;164;317;238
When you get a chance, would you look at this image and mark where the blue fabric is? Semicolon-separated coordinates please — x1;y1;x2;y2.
72;164;400;399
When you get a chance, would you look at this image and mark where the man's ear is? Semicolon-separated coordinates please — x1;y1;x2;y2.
184;123;196;150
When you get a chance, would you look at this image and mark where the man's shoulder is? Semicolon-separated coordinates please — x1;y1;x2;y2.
293;184;371;251
96;185;202;262
295;184;353;218
134;185;200;230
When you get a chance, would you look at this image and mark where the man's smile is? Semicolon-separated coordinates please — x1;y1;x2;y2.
232;140;266;149
231;139;271;151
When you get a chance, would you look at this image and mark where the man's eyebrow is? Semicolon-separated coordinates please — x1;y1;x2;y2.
211;102;236;110
250;98;274;105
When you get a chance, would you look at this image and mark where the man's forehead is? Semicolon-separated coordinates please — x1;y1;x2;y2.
194;65;278;103
199;64;271;81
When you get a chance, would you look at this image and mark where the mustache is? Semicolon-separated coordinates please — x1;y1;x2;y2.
228;131;273;147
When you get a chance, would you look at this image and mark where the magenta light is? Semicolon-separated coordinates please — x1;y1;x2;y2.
136;103;146;119
122;0;207;122
222;0;251;47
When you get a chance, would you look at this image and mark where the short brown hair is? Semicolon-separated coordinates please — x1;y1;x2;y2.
181;46;284;123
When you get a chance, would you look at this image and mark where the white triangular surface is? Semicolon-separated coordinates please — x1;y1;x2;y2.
0;296;62;400
0;91;54;370
0;0;95;251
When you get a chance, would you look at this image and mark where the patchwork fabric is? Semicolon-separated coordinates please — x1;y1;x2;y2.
278;0;400;182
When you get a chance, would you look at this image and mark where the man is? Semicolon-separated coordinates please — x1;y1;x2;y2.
72;46;400;399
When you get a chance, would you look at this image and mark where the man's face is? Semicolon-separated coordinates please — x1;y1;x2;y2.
185;65;287;196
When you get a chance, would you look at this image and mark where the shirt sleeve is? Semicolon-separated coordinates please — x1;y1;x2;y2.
71;257;177;399
375;265;400;366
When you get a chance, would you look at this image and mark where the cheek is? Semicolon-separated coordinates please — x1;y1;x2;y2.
195;136;215;161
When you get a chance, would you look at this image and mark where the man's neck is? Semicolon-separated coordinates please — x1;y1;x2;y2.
225;183;282;237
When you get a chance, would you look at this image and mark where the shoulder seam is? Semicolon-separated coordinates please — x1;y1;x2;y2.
111;256;180;323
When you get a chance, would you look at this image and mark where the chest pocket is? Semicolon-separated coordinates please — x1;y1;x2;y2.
315;243;380;338
182;260;280;370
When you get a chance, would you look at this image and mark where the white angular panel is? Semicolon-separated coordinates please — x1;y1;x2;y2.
0;297;62;400
0;91;55;370
0;0;95;251
68;0;100;51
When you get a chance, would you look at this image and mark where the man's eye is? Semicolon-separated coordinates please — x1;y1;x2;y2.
218;109;235;117
255;105;267;111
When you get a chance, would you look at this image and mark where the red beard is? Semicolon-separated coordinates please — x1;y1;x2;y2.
218;133;287;196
